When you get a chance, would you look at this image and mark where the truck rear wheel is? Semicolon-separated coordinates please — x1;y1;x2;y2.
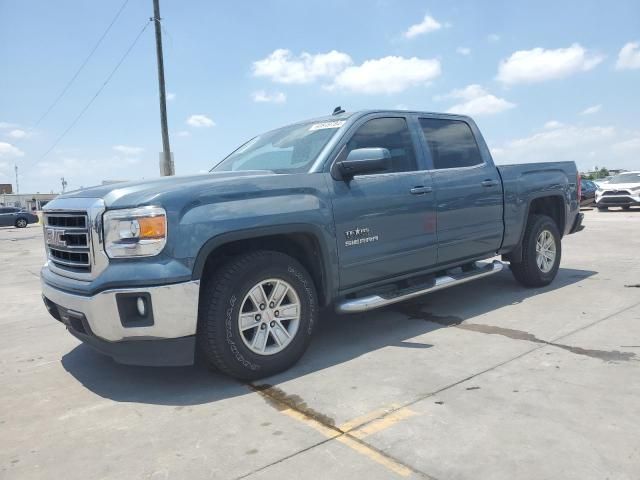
510;214;561;287
198;250;318;380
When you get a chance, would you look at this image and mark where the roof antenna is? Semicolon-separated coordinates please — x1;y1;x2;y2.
332;106;345;115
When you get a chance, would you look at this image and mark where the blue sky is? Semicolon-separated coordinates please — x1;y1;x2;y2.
1;0;639;193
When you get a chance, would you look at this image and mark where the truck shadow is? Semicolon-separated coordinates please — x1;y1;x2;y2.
61;267;596;406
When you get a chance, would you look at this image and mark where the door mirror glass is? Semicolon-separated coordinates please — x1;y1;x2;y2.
336;148;391;179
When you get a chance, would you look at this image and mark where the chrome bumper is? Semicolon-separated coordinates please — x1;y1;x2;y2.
41;277;200;342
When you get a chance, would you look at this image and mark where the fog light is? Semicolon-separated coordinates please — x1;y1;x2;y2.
136;297;146;317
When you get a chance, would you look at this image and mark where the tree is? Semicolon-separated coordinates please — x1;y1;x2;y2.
598;167;609;178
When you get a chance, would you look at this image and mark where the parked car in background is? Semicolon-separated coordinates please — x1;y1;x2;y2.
595;171;640;211
580;179;597;207
0;207;39;228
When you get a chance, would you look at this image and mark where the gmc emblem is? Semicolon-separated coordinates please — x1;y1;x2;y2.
45;228;67;248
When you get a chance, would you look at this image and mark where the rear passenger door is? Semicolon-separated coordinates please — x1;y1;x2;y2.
418;117;504;264
329;115;437;289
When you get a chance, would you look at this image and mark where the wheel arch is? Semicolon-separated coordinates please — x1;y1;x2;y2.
192;224;335;307
503;194;566;263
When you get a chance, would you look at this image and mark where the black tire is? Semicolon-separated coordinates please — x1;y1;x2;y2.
15;218;28;228
198;250;318;380
597;206;608;211
510;214;561;287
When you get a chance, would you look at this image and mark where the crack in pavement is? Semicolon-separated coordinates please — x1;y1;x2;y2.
392;303;637;363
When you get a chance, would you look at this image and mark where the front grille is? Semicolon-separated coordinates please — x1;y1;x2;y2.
603;190;630;196
600;196;631;204
44;212;91;272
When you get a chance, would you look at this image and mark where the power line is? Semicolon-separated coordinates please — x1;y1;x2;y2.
33;0;131;128
24;20;151;171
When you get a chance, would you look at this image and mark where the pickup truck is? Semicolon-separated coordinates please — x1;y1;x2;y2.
40;109;584;379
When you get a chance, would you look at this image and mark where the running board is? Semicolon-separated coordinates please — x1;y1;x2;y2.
336;260;504;313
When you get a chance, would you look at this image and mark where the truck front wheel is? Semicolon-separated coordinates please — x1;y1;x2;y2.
510;214;562;287
198;250;318;380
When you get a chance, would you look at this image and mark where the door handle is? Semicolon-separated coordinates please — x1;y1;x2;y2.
481;179;499;187
410;186;433;195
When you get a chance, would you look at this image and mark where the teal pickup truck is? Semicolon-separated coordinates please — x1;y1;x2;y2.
41;109;583;379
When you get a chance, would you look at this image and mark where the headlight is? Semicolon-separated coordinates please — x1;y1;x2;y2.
103;206;167;258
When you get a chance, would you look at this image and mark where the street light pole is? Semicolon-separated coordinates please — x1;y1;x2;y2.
152;0;174;176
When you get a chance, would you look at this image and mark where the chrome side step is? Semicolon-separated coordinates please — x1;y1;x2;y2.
336;260;504;313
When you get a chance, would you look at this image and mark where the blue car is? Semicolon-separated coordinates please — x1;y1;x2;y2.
0;207;39;228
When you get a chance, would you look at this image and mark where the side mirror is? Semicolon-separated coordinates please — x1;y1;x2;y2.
336;148;391;179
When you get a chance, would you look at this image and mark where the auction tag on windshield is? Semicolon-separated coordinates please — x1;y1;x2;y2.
309;120;346;131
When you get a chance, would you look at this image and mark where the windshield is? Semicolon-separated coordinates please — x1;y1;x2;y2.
212;120;344;173
608;172;640;184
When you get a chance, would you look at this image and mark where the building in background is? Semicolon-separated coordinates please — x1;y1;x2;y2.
0;193;58;210
0;184;13;194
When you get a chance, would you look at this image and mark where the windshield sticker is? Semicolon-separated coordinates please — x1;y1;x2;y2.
309;120;346;131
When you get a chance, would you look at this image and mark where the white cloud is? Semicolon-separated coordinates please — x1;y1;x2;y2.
7;129;28;139
497;44;604;85
253;49;352;84
456;47;471;56
615;41;640;70
251;90;286;103
441;84;515;116
166;92;176;101
186;114;215;128
176;130;191;137
543;120;564;129
612;137;640;153
0;142;24;158
581;104;602;115
489;123;640;170
0;122;19;129
112;145;144;155
328;56;441;94
488;34;500;43
403;14;443;39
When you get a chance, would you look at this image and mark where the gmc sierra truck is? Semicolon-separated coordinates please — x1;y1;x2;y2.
41;109;584;380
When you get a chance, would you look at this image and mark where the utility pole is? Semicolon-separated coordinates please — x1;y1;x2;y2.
152;0;174;176
61;177;67;193
14;165;19;194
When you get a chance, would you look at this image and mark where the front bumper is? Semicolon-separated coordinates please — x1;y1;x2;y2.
41;277;200;366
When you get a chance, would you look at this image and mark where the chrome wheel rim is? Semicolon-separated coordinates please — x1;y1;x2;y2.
238;278;301;356
536;230;556;273
16;219;26;227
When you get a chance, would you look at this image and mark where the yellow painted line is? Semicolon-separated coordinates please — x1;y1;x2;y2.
277;406;341;439
254;388;413;477
338;404;401;433
335;435;412;477
348;407;417;440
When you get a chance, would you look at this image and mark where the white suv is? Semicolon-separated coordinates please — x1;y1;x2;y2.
595;171;640;211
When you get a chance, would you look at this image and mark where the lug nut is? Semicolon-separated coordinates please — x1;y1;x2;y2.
274;310;279;317
260;323;266;330
255;314;261;322
259;304;266;310
270;321;275;327
269;302;275;308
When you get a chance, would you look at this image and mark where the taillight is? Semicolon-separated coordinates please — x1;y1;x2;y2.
577;173;582;200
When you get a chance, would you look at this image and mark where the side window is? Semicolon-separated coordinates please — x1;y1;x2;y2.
0;208;7;214
419;118;483;169
344;117;418;173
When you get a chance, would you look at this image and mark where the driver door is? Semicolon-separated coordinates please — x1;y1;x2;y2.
328;116;437;290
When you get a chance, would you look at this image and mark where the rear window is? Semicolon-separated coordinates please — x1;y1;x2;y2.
419;118;483;169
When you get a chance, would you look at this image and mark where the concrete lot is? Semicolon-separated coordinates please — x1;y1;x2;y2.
1;208;639;480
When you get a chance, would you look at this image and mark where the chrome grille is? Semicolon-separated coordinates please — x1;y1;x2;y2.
44;212;91;272
602;190;630;196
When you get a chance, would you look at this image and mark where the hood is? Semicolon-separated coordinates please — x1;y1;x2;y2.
57;170;274;208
